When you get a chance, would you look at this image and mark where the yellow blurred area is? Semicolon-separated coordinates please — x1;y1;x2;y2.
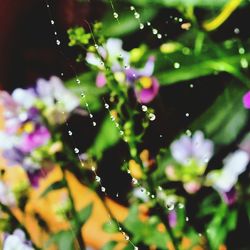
0;104;129;249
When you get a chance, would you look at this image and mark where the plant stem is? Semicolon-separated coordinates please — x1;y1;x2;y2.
61;168;85;250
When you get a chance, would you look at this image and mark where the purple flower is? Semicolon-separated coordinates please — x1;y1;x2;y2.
96;72;107;87
170;131;214;166
221;188;237;206
168;210;177;228
20;126;50;153
243;91;250;109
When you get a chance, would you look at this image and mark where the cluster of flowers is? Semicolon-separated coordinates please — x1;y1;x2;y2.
0;76;79;188
86;38;160;104
166;130;249;205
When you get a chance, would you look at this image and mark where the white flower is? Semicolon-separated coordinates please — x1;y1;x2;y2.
207;150;249;192
86;38;130;71
36;76;80;113
132;187;149;202
0;181;16;207
3;229;34;250
170;131;214;166
11;89;36;109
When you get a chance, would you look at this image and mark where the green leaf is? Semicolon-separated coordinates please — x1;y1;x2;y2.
101;241;118;250
88;116;120;159
46;230;75;250
40;180;65;198
102;220;119;233
101;7;158;37
191;83;247;145
77;202;93;225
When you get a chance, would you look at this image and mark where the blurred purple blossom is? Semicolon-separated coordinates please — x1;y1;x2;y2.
170;131;214;166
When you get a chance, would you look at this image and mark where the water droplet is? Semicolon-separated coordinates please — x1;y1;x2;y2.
134;247;138;250
101;187;106;192
111;116;115;121
241;58;248;68
118;227;122;231
132;178;138;185
56;40;61;45
68;130;73;136
54;32;57;35
51;20;54;25
234;28;240;34
179;18;183;22
134;12;140;19
120;131;124;135
158;186;163;191
130;6;135;10
157;34;162;39
91;166;96;171
85;103;89;107
81;92;85;98
151;195;155;199
89;114;93;118
95;176;101;182
61;72;64;76
125;235;130;240
186;130;192;137
178;203;184;209
198;233;202;237
239;47;245;54
174;62;180;69
46;4;50;8
139;23;144;29
185;113;190;117
147;22;151;26
113;12;119;19
190;84;194;88
76;79;80;84
94;44;99;49
127;170;131;174
141;105;148;112
74;148;79;154
152;29;158;34
104;103;109;109
147;192;151;196
116;193;119;197
185;216;189;222
148;113;156;121
93;122;97;126
166;201;175;210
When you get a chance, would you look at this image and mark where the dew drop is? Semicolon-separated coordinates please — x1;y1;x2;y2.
81;92;85;98
239;47;245;54
241;58;248;68
152;28;158;34
190;84;194;88
93;121;97;126
125;235;130;241
116;193;119;197
56;40;61;45
104;103;109;109
51;20;54;25
234;28;240;34
120;131;124;135
54;32;57;35
76;79;80;84
186;130;192;137
101;187;106;192
147;22;151;26
185;113;190;117
95;176;101;182
91;166;96;171
151;194;155;199
134;12;140;19
46;4;49;8
148;113;156;121
113;12;119;19
68;130;73;136
157;34;162;39
174;62;180;69
139;23;144;29
186;216;189;222
141;105;148;112
94;44;99;49
89;114;93;118
74;148;80;154
132;178;138;185
158;186;163;191
178;203;184;209
130;6;135;10
134;247;138;250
